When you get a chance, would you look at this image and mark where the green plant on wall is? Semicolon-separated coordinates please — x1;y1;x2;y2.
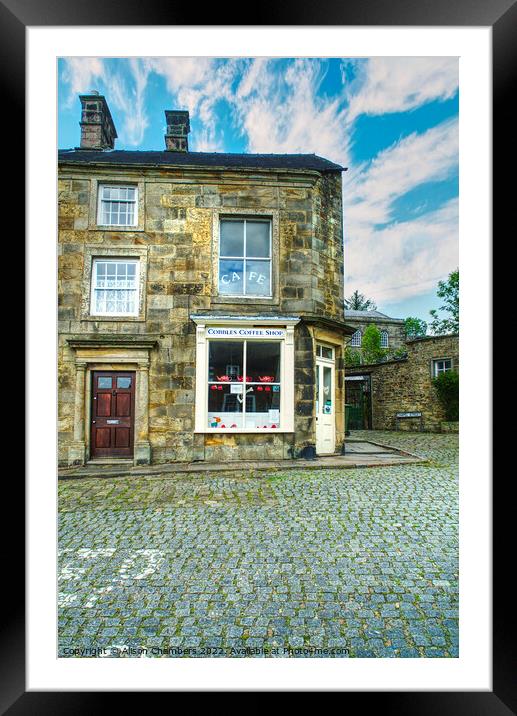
361;324;388;364
344;347;362;366
432;369;459;421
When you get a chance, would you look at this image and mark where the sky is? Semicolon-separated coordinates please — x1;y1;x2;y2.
58;57;459;324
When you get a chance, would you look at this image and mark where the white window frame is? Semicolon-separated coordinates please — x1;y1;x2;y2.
380;330;389;348
192;319;299;433
350;330;362;347
90;257;140;317
97;184;138;227
433;358;453;377
218;217;273;298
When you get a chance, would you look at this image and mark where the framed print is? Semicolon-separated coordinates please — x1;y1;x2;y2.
8;0;507;708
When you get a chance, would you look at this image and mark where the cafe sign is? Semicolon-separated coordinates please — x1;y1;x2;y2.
206;327;286;339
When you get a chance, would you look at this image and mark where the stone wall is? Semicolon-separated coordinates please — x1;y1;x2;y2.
347;334;459;432
58;165;345;464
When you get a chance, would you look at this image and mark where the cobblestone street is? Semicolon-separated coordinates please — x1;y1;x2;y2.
58;431;459;658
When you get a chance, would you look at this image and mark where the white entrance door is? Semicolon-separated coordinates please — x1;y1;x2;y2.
315;352;335;455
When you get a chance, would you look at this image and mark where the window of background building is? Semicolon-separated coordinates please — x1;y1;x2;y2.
433;358;453;377
97;185;138;227
218;218;272;297
380;330;389;348
351;330;362;347
90;258;139;316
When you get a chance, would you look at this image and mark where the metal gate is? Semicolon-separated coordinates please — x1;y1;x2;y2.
345;375;372;430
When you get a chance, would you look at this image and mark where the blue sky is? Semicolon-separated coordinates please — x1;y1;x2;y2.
58;57;459;323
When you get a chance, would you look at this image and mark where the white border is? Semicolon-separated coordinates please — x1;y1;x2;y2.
28;26;491;691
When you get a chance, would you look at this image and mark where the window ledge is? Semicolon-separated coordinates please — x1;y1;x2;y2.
211;296;279;306
82;315;145;322
195;429;294;434
91;225;144;232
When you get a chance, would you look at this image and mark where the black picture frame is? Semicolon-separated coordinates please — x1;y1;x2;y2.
9;0;504;709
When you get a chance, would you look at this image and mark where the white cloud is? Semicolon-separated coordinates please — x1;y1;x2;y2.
346;118;458;228
345;198;459;304
145;58;238;151
343;118;458;303
346;57;458;121
104;59;151;146
60;58;105;108
233;58;350;167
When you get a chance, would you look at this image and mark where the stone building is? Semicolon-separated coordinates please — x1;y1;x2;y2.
344;309;406;356
58;93;353;467
345;334;459;432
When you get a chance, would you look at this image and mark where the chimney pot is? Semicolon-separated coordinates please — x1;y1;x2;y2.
78;93;117;150
164;110;190;152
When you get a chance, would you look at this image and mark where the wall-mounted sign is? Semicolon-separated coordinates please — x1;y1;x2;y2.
206;327;286;339
396;411;422;418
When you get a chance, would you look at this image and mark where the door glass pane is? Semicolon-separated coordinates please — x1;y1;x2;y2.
117;377;131;389
316;365;320;413
323;366;332;413
98;377;112;389
246;221;270;257
245;260;271;296
321;346;333;360
220;220;244;257
219;259;244;295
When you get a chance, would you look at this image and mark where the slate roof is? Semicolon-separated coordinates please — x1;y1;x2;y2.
58;149;345;173
344;309;404;322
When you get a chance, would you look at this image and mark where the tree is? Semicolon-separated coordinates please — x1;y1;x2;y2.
344;347;362;367
405;316;427;338
344;290;377;311
361;324;388;364
429;270;459;335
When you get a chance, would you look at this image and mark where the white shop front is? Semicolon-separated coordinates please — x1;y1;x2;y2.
191;315;300;434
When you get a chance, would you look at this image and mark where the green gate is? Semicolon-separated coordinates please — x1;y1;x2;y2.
345;376;372;430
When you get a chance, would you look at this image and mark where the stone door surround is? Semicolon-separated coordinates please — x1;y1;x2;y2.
66;337;157;466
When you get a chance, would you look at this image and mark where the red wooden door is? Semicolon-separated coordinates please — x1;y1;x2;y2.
90;371;135;458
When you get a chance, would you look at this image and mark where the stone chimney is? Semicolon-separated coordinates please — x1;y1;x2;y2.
164;110;190;152
78;91;117;150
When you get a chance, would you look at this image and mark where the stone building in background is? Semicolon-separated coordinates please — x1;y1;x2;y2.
344;309;406;357
58;93;353;467
345;334;459;432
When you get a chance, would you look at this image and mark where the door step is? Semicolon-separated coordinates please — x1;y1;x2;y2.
87;458;133;466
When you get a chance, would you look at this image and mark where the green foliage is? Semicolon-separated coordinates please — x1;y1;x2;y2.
429;269;459;335
344;347;362;367
405;316;427;338
344;290;377;311
390;347;408;360
361;324;388;364
432;370;459;421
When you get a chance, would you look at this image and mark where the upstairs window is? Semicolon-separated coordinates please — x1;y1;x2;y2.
98;185;138;227
351;330;362;347
218;218;272;297
90;258;139;316
380;330;389;348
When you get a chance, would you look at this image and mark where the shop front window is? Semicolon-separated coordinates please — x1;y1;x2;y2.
207;341;281;429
